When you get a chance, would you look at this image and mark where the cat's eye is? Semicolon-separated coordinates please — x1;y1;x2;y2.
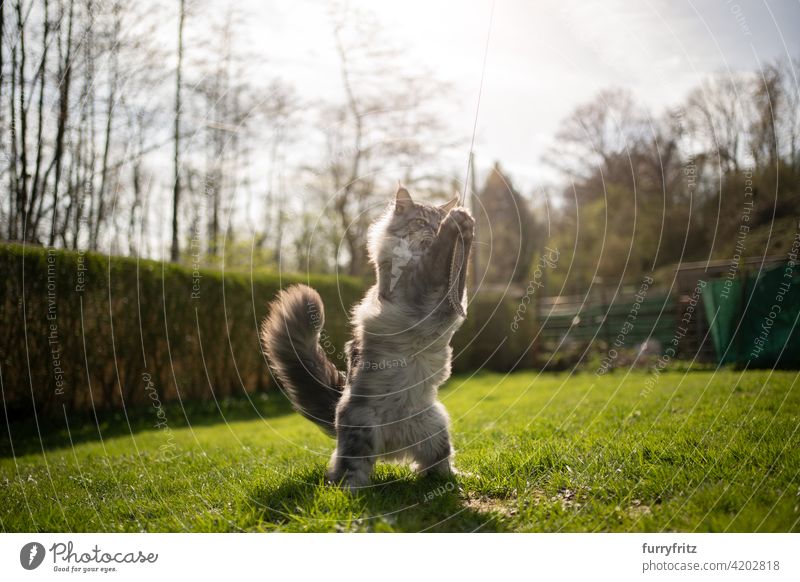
413;219;429;229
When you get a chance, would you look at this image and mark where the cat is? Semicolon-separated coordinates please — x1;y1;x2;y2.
261;186;474;491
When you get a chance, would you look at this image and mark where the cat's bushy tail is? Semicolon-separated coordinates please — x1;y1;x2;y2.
261;285;345;437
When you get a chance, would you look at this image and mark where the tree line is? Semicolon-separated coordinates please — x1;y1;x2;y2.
544;58;800;294
0;1;455;275
2;1;797;289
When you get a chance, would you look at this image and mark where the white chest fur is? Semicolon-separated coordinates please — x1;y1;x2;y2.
349;289;463;414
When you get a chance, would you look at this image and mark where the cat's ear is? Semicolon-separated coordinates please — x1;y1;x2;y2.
439;196;459;213
395;185;414;213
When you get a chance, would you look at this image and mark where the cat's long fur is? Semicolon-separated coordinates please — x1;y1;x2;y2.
261;186;474;490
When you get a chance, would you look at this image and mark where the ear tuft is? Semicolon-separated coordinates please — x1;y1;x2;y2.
439;196;459;212
395;185;414;213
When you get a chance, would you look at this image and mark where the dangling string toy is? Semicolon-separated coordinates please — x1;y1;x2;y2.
447;0;495;317
447;237;468;316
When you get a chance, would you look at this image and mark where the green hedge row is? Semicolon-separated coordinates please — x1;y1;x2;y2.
0;244;536;421
452;291;538;373
0;244;361;421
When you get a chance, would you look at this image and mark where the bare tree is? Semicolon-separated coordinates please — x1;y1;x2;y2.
748;63;782;170
90;0;121;249
46;0;75;245
305;5;454;275
684;75;749;174
545;88;648;193
14;0;29;241
170;0;185;262
778;57;800;171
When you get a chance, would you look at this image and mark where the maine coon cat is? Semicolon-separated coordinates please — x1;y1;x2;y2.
261;186;474;490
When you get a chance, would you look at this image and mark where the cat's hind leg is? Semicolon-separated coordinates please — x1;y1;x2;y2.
326;401;378;492
408;402;454;477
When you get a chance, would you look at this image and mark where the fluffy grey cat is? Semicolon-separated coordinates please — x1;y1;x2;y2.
261;186;474;490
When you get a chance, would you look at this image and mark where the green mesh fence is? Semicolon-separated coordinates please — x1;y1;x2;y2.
702;262;800;367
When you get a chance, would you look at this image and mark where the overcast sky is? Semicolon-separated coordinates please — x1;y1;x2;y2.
242;0;799;193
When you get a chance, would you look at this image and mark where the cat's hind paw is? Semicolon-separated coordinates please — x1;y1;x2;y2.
325;467;370;493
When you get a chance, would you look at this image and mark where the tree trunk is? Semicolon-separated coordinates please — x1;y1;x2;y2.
170;0;185;262
29;0;51;240
92;2;121;249
7;21;17;241
47;0;74;246
16;1;29;241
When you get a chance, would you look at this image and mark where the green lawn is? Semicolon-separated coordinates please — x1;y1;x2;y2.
2;370;799;532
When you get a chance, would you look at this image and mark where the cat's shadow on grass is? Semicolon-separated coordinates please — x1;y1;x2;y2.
247;464;510;532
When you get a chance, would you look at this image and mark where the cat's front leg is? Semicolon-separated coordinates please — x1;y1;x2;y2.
326;425;376;492
421;208;475;282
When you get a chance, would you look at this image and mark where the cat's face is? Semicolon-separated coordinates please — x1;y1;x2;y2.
385;187;457;253
366;187;459;289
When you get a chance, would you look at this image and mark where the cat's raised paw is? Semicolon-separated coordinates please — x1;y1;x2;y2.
443;208;475;237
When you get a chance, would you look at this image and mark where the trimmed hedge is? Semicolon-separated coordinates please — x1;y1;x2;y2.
0;244;536;421
452;291;538;373
0;244;362;421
